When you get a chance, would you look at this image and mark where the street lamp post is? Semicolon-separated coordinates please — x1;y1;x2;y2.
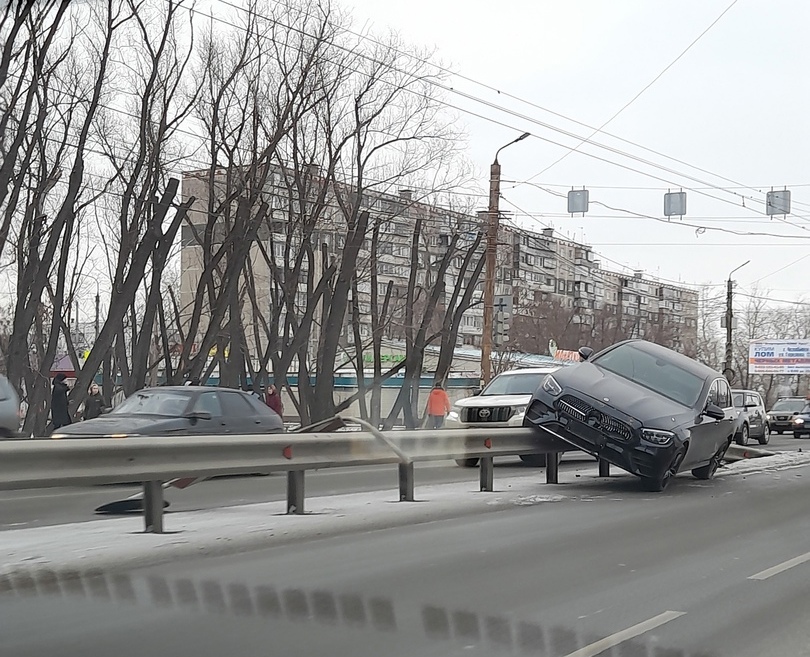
724;260;750;382
481;132;530;385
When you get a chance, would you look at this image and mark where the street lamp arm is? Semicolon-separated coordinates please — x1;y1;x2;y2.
728;259;750;280
494;132;531;164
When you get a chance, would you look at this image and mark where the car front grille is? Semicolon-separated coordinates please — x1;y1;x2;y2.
557;395;633;442
460;406;513;423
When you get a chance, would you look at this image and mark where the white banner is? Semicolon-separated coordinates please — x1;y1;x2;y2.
748;340;810;374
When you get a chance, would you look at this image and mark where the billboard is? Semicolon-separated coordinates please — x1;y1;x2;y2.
748;340;810;374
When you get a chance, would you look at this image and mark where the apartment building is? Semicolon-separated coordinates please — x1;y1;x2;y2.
179;166;699;366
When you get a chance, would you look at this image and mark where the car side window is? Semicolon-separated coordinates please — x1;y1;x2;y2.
707;380;720;407
221;392;255;416
193;392;222;417
716;380;732;409
746;393;758;408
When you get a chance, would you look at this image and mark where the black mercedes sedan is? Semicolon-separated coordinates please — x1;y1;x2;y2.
51;386;284;438
524;340;736;491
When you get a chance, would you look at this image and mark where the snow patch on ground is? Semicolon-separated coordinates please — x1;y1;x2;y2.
720;450;810;477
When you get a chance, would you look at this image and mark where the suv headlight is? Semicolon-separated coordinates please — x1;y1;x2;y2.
795;418;805;425
541;375;562;397
641;428;675;446
513;405;527;415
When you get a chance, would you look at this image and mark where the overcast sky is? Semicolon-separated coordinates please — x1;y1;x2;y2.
344;0;810;302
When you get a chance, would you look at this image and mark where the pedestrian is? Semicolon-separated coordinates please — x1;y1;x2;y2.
51;373;72;430
426;382;452;430
265;384;283;417
83;383;106;421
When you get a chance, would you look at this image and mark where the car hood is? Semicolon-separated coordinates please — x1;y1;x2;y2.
454;394;533;408
553;362;694;428
53;415;187;437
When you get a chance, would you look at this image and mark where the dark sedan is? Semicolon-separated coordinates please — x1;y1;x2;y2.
790;401;810;439
51;387;284;438
524;340;736;492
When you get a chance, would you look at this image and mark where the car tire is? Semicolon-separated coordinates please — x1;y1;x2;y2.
736;424;750;446
455;458;479;467
758;427;770;445
641;447;686;492
794;433;803;440
692;439;731;480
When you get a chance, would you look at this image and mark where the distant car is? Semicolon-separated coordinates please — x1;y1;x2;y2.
790;401;810;439
767;397;807;434
524;339;736;492
446;366;561;466
731;389;769;445
0;375;21;438
51;386;284;438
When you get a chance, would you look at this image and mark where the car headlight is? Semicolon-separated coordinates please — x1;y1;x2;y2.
513;405;527;415
50;433;67;440
541;375;562;397
794;418;805;425
641;428;675;446
766;414;771;421
447;410;460;420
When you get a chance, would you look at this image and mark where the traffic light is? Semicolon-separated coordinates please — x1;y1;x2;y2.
494;310;511;348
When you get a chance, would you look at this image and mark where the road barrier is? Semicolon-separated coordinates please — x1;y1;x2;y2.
0;423;768;534
0;424;573;533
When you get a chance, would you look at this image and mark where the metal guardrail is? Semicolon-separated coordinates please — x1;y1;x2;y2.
0;426;573;533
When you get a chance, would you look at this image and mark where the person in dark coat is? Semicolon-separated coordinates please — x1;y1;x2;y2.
51;373;72;429
83;383;106;421
265;384;283;417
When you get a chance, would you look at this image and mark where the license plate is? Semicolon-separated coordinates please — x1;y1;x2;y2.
567;418;607;447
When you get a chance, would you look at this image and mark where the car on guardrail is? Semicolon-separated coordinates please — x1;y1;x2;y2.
50;386;284;439
524;339;736;492
446;366;561;467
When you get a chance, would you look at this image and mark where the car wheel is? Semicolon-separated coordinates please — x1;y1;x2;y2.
641;447;685;492
455;458;479;467
736;424;750;446
692;439;731;480
519;454;547;467
794;433;803;440
758;427;770;445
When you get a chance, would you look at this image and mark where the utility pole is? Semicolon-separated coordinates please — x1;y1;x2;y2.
481;132;530;385
94;289;100;342
724;260;750;382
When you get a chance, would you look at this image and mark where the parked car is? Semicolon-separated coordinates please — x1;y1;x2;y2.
767;397;807;434
790;401;810;439
732;389;769;445
0;375;21;438
524;339;736;492
50;387;284;438
445;366;561;466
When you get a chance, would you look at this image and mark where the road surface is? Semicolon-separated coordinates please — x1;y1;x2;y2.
3;459;810;656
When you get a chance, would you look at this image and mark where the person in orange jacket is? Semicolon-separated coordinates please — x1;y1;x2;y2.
426;382;452;429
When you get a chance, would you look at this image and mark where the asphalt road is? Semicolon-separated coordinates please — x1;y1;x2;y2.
4;460;810;657
0;453;595;531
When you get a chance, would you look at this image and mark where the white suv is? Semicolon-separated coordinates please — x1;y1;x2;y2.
446;366;561;466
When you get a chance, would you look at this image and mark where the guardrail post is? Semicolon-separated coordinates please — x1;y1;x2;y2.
143;480;164;533
598;459;610;477
398;463;414;501
287;471;305;514
546;452;560;484
479;456;494;492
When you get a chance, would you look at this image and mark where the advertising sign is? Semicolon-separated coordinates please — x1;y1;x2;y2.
748;340;810;374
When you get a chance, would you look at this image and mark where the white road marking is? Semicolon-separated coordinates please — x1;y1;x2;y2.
564;610;686;657
749;551;810;580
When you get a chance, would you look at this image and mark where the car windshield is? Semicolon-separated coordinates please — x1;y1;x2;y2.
481;372;549;396
772;399;806;413
592;343;705;407
110;390;191;416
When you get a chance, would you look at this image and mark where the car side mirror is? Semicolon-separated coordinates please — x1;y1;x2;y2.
578;346;594;361
185;410;212;421
471;388;483;396
704;404;725;421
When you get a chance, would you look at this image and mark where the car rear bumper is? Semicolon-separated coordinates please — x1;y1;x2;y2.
524;398;681;480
